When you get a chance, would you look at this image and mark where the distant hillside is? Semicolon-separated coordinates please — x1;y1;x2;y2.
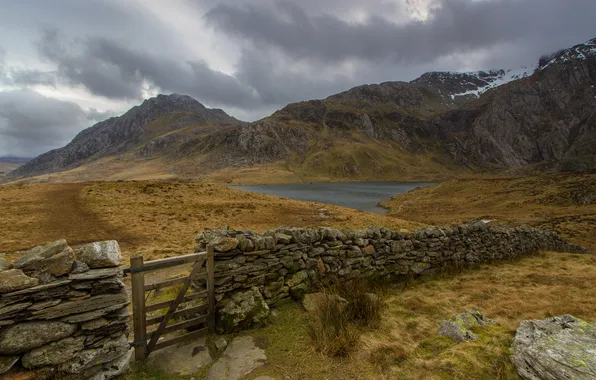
10;94;245;179
0;157;30;178
9;38;596;184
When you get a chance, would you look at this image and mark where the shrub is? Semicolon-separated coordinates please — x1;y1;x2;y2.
337;279;382;327
307;292;360;357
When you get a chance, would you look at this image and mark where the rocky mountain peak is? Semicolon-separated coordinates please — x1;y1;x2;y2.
539;38;596;69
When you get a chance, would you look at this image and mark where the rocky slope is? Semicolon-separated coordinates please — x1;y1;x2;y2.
8;38;596;183
10;94;244;178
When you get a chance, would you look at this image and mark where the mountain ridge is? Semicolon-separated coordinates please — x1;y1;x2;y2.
7;37;596;184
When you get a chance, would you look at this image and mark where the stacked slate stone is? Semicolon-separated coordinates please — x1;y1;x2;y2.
194;224;588;332
0;240;131;380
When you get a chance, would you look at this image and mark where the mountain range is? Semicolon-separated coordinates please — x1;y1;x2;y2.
7;38;596;184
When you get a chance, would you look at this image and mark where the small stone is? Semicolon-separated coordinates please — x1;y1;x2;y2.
0;321;77;355
0;355;19;375
13;240;74;279
0;269;39;294
438;310;495;342
212;237;240;253
22;335;86;368
68;267;121;280
215;338;228;352
362;245;375;255
71;260;90;274
275;233;292;244
76;241;122;268
0;302;32;318
0;255;12;271
285;270;309;288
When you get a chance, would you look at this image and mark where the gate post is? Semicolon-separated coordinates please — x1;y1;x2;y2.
207;245;216;333
131;255;147;360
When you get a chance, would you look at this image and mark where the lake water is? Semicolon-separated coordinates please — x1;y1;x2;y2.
230;182;435;214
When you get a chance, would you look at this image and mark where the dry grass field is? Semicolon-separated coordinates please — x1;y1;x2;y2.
382;173;596;251
0;181;422;260
128;252;596;380
2;174;594;380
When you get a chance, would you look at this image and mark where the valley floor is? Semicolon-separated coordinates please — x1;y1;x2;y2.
1;173;594;380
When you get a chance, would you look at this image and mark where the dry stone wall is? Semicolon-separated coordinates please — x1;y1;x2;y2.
0;240;131;380
194;223;587;332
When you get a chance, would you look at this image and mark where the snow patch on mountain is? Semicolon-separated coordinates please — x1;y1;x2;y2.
539;38;596;70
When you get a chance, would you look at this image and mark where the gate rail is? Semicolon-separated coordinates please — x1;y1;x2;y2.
125;245;215;360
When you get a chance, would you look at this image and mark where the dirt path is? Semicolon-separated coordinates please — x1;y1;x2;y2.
0;183;137;257
40;183;139;248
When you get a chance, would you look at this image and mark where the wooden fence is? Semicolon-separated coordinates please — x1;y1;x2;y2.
125;245;215;360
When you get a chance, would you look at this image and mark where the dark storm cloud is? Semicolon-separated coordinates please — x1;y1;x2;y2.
33;29;261;108
205;0;596;64
0;90;108;157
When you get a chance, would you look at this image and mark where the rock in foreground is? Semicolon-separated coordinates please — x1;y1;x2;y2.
206;336;267;380
438;310;496;342
511;315;596;380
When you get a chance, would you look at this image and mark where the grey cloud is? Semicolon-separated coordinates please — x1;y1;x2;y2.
34;29;261;109
205;0;596;64
0;90;111;157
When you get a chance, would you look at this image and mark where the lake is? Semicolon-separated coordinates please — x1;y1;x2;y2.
230;181;435;214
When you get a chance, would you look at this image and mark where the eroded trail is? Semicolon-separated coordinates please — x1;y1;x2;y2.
0;183;137;257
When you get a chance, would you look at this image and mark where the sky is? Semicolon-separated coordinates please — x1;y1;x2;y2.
0;0;595;157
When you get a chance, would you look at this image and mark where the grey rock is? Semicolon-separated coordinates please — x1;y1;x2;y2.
22;335;86;368
81;318;110;331
215;337;228;352
59;334;129;374
206;336;267;380
212;237;240;253
0;355;19;375
76;241;122;268
438;310;495;342
71;260;90;274
0;301;32;318
0;321;77;355
32;291;128;319
285;270;309;288
275;233;292;244
28;299;62;311
14;239;74;279
217;287;269;333
61;303;129;323
1;279;71;297
511;315;596;380
0;255;12;271
68;267;121;280
82;349;132;380
146;335;212;376
0;269;39;294
13;239;68;268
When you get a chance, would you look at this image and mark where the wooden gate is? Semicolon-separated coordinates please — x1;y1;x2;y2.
125;246;215;360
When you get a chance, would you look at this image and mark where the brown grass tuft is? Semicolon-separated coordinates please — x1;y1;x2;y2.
307;291;361;357
369;343;409;371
